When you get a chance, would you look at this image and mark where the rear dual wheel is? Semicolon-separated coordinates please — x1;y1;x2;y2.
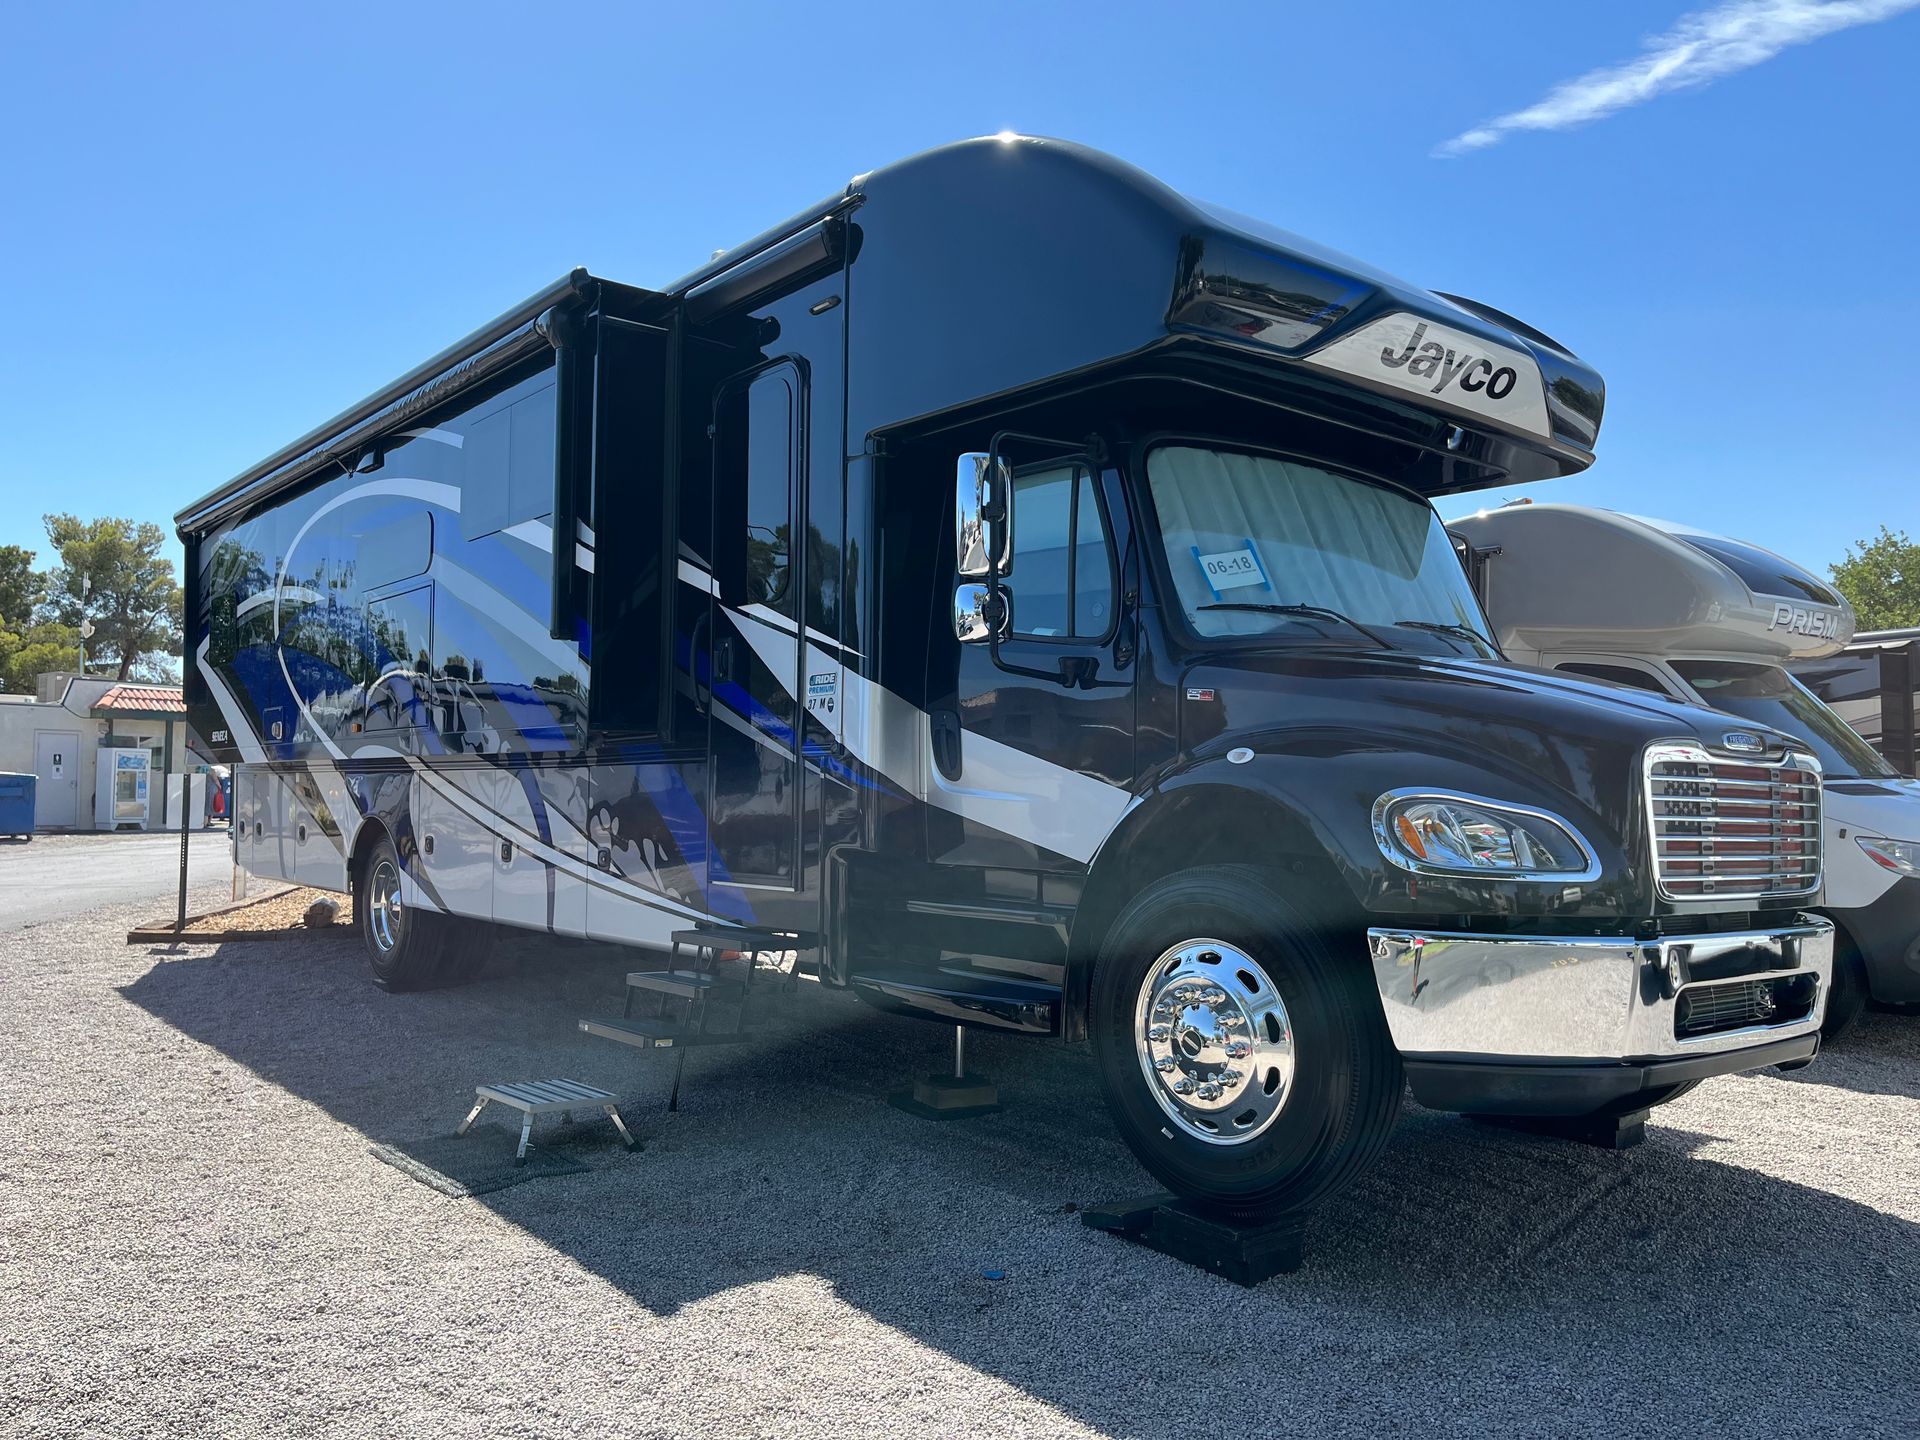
1090;865;1403;1220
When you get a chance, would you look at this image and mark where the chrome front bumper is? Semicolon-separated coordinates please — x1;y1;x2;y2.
1367;917;1833;1064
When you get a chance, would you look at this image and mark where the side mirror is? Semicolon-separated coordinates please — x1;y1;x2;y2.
953;582;1009;643
955;453;1013;578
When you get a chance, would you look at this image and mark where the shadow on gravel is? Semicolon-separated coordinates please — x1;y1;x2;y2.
119;931;1920;1437
1772;1009;1920;1100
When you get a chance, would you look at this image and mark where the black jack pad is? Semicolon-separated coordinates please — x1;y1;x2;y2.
1469;1107;1649;1150
888;1071;1002;1121
1083;1194;1309;1286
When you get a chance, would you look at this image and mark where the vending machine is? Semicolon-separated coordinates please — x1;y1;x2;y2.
96;747;151;830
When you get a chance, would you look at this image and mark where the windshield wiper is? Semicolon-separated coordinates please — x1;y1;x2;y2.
1197;602;1393;648
1393;619;1497;654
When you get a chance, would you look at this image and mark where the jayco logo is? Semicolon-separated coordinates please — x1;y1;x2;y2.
1379;323;1520;401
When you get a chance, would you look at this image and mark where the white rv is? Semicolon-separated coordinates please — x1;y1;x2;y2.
1452;503;1920;1032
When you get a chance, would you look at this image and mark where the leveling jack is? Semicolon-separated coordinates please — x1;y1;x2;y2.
888;1025;1002;1120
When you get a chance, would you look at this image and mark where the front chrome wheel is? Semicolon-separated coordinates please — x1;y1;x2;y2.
368;857;404;953
1134;938;1296;1145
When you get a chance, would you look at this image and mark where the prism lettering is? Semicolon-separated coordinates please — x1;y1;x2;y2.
1769;604;1841;640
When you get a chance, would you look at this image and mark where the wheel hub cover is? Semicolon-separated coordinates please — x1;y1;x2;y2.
1135;939;1295;1145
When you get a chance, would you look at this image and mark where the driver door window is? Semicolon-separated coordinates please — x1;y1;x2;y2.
1005;464;1114;641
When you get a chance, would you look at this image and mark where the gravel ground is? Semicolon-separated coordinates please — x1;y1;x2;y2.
1;892;1916;1439
151;885;353;936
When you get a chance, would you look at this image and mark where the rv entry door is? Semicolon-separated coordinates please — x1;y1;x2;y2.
704;360;806;888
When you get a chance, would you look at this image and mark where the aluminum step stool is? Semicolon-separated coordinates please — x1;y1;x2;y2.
456;1079;640;1165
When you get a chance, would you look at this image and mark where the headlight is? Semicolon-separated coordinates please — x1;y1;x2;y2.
1372;789;1600;880
1856;835;1920;876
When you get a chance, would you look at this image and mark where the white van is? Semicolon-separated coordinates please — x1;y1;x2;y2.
1452;503;1920;1032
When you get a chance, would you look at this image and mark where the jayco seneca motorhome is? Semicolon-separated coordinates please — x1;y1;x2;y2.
1452;503;1919;1031
178;136;1834;1221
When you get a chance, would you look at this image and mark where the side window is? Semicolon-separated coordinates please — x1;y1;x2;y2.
714;365;799;617
1006;464;1113;640
461;375;558;541
364;584;434;730
1555;662;1673;696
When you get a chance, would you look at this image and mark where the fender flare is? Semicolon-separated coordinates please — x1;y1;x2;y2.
1063;763;1360;1040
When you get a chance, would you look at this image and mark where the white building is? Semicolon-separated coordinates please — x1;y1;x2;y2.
0;672;201;830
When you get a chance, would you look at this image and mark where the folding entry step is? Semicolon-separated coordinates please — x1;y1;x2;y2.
578;925;821;1111
576;1016;749;1050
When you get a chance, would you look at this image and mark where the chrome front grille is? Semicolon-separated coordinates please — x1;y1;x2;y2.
1645;745;1821;901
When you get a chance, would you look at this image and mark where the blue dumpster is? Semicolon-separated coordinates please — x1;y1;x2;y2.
0;772;33;839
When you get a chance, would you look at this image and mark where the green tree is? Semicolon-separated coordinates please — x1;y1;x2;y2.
0;545;41;632
1831;526;1920;631
0;621;80;694
40;514;183;681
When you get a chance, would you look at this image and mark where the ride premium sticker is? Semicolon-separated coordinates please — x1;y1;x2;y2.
1301;312;1551;438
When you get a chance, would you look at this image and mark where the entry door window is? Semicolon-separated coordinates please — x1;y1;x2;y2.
707;361;804;886
716;368;797;615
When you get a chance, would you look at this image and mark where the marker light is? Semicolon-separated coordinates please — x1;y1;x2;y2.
1856;835;1920;876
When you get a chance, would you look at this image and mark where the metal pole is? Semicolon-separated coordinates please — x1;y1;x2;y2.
954;1025;966;1080
175;764;190;935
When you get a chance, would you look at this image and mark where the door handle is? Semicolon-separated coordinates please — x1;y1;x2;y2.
499;839;514;864
692;612;713;714
930;709;963;781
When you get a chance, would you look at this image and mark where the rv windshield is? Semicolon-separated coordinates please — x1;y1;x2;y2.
1144;445;1495;655
1671;659;1897;780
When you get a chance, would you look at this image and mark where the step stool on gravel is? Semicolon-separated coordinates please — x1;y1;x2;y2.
578;926;819;1112
457;1080;640;1165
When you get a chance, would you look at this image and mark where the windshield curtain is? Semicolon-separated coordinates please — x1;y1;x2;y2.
1144;444;1491;650
1670;659;1896;780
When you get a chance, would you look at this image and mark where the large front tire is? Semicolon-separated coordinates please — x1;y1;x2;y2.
1089;865;1402;1219
1821;930;1869;1040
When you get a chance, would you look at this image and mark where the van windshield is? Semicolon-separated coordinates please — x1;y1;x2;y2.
1144;444;1495;656
1670;659;1897;780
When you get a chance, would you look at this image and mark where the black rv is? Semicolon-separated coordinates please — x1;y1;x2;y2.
178;136;1834;1219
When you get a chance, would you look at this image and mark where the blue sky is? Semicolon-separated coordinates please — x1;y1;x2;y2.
1;1;1915;580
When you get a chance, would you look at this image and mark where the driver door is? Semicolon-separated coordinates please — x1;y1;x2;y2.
930;458;1136;872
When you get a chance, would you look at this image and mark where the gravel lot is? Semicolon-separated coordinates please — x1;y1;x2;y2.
2;891;1916;1439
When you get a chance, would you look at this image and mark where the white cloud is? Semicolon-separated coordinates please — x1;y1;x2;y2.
1436;0;1920;157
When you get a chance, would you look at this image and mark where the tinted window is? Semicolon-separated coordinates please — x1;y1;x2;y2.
461;375;558;541
1676;533;1840;606
714;366;798;616
1555;662;1674;696
364;584;434;731
1672;659;1895;779
358;511;432;590
1006;464;1113;639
